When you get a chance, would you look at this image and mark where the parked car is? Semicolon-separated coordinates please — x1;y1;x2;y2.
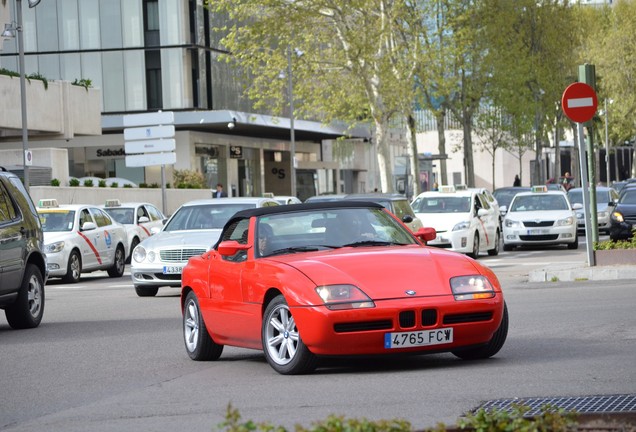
272;195;302;205
100;199;166;262
37;199;128;283
181;201;508;374
493;187;531;216
502;186;579;251
304;194;348;203
344;193;423;233
567;187;619;234
131;197;279;297
609;187;636;241
0;167;47;329
411;186;501;258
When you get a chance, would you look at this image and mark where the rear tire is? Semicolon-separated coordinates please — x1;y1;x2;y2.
5;264;45;329
107;245;125;278
134;286;159;297
487;231;500;256
452;302;508;360
468;233;480;259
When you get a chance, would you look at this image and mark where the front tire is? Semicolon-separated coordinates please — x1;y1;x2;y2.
127;237;140;264
452;302;509;360
62;250;82;283
487;230;500;256
5;264;45;329
262;295;317;375
567;238;579;250
468;233;480;259
183;291;223;361
107;245;125;278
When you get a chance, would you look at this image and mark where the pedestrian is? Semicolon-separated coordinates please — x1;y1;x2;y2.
513;175;521;187
432;182;439;191
213;183;227;198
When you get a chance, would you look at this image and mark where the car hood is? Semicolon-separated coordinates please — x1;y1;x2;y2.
506;210;574;221
615;203;636;215
267;246;482;299
43;231;73;243
140;229;222;250
415;212;470;232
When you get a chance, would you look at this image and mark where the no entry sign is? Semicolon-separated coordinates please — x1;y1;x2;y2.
561;82;598;123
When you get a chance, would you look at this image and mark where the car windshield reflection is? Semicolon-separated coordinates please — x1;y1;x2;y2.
165;204;256;231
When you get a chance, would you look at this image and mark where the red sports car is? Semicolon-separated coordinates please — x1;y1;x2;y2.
181;201;508;375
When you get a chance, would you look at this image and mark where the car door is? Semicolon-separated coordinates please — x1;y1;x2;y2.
77;208;100;270
140;204;164;235
90;208;119;266
475;193;497;249
0;182;23;292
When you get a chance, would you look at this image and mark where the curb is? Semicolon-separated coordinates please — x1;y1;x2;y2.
529;264;636;282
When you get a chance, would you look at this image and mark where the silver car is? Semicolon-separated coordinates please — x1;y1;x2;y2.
567;186;619;234
130;197;278;297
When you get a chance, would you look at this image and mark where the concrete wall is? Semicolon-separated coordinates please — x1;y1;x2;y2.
0;148;69;182
30;186;215;216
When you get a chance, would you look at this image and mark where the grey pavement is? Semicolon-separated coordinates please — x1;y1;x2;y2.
529;262;636;282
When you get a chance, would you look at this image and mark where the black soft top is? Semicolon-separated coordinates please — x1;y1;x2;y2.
222;200;384;233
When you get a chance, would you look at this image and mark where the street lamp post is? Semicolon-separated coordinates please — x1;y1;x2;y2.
2;0;41;190
286;46;296;198
603;98;613;185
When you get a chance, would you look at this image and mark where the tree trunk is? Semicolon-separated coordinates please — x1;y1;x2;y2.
436;112;448;186
375;119;394;193
462;115;475;187
407;114;420;198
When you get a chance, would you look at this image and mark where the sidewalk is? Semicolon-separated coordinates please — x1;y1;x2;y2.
529;263;636;282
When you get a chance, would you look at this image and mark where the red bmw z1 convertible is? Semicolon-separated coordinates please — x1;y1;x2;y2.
181;201;508;374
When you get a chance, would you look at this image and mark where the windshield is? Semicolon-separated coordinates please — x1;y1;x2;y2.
164;203;256;231
510;194;569;212
568;190;610;206
619;189;636;205
256;207;417;257
39;210;75;232
411;196;471;213
493;189;530;207
104;207;135;224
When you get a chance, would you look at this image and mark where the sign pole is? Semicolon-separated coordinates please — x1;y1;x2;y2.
577;123;595;267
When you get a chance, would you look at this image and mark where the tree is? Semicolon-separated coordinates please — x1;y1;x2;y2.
474;105;509;190
207;0;420;193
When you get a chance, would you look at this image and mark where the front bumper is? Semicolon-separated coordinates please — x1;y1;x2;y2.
45;249;71;277
503;225;577;246
427;229;473;253
130;262;184;288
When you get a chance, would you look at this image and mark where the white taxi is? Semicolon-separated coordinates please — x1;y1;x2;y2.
131;197;279;297
502;186;579;251
411;186;501;258
37;199;129;283
100;199;166;261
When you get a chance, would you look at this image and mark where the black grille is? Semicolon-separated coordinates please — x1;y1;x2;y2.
523;221;554;227
399;311;416;328
154;273;181;280
475;394;636;416
443;311;492;324
430;244;452;249
422;309;437;326
519;235;559;241
334;320;392;333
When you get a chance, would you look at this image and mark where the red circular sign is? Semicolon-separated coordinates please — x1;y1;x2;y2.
561;82;598;123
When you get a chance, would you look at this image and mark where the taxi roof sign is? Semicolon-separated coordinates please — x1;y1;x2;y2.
105;199;122;207
438;185;456;193
531;185;548;193
38;198;59;208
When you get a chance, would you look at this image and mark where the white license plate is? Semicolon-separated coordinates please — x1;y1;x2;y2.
384;328;453;349
162;266;183;274
527;229;549;235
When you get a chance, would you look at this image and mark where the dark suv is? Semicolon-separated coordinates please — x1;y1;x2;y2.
0;167;47;329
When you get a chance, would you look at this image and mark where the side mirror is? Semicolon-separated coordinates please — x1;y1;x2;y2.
414;227;436;243
477;208;488;217
402;215;413;223
81;221;97;231
572;203;583;210
218;240;251;257
150;227;161;235
138;216;150;223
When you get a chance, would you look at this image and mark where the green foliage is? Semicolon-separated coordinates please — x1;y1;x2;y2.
216;403;581;432
98;179;107;187
594;236;636;250
0;68;20;78
110;182;119;188
69;178;80;187
123;184;133;188
173;169;206;189
50;178;60;187
83;179;94;187
150;183;160;188
72;78;93;91
139;182;148;188
27;72;48;89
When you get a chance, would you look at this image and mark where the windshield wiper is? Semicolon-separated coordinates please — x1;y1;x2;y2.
266;246;321;256
341;240;407;247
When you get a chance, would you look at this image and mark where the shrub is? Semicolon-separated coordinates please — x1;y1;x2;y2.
123;184;133;188
98;180;107;187
110;182;119;188
139;182;148;188
69;178;80;187
72;78;92;91
50;178;60;186
173;169;206;189
594;236;636;250
150;183;160;188
83;179;94;187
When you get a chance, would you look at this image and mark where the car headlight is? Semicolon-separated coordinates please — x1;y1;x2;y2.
452;221;470;231
133;245;146;262
450;275;495;301
44;241;65;253
556;216;574;226
315;284;375;310
504;219;520;228
611;211;624;223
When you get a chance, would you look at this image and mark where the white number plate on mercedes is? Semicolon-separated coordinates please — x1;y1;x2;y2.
384;328;453;349
163;266;183;274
